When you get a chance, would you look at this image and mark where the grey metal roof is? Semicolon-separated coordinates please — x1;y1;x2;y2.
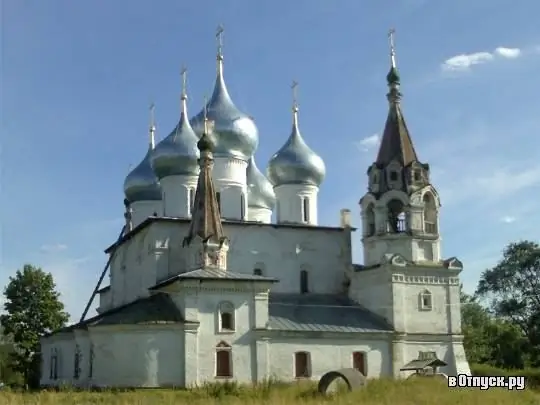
267;293;393;333
150;267;278;290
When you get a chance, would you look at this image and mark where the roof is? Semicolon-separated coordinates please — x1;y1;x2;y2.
376;101;418;167
45;293;184;337
104;217;356;254
97;285;110;293
150;267;278;289
400;358;447;371
267;293;393;333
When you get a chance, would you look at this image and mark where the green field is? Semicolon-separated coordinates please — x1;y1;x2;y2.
0;378;537;405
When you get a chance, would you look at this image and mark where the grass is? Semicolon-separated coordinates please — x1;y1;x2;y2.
0;378;538;405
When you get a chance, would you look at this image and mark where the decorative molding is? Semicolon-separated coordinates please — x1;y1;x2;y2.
391;274;460;285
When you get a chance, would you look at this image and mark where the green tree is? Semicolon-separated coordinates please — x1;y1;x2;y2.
476;241;540;366
0;264;69;386
460;288;492;364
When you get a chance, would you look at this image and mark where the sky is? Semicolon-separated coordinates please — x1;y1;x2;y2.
1;0;539;322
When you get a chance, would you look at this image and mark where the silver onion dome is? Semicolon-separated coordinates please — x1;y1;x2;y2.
190;41;258;161
247;156;276;210
267;103;326;187
151;73;200;179
124;111;162;202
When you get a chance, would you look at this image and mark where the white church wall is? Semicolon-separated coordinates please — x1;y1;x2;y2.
349;269;393;325
161;175;198;218
185;284;260;385
400;340;470;377
73;330;91;385
103;220;351;313
97;288;112;313
89;325;184;388
247;206;272;223
130;200;162;228
40;333;76;387
266;337;391;380
213;157;248;221
274;184;319;225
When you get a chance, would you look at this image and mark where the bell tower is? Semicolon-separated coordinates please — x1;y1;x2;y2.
360;29;441;266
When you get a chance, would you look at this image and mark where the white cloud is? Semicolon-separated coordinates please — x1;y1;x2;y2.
442;52;494;71
500;216;516;224
494;47;521;59
441;46;522;71
354;134;380;152
40;243;68;253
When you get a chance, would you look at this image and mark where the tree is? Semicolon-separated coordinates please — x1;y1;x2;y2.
0;264;69;386
476;241;540;366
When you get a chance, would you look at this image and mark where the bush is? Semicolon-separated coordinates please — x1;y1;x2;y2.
471;363;540;388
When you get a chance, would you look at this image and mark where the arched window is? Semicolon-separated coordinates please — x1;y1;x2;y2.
188;187;196;213
387;199;407;233
294;351;311;378
302;198;310;223
73;344;81;379
240;194;245;220
218;301;235;331
216;341;232;378
300;270;309;294
365;204;375;236
423;193;437;234
419;289;433;311
216;191;221;213
89;344;94;378
253;268;263;276
352;351;367;376
49;348;58;380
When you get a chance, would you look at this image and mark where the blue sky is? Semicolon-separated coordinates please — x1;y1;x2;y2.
1;0;539;321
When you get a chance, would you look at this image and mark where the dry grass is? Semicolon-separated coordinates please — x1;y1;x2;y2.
0;379;538;405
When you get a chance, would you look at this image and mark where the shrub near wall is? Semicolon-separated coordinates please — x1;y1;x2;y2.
471;364;540;389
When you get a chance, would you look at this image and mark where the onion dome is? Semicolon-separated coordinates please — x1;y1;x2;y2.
267;83;326;187
124;105;162;202
247;156;276;210
151;69;200;179
189;27;258;161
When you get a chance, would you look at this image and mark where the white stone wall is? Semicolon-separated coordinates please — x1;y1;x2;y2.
212;157;248;221
40;333;76;387
161;175;198;218
89;325;184;388
274;184;319;225
130;200;162;228
265;337;392;380
247;207;272;223
102;221;352;311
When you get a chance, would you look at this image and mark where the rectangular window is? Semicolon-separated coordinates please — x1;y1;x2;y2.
216;349;232;377
300;270;309;294
294;352;311;378
89;345;94;378
302;198;310;222
240;194;245;220
352;352;366;375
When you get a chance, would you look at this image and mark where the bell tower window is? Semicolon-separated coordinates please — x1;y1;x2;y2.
240;193;245;220
390;171;398;181
216;192;221;213
387;199;407;233
423;193;437;234
365;204;375;236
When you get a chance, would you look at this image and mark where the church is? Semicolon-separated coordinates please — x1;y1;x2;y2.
39;28;471;388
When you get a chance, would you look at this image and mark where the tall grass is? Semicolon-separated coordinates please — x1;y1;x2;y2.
0;378;538;405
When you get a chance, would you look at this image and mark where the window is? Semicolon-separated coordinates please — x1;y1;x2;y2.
253;268;263;276
294;352;311;378
390;171;398;181
216;341;232;378
414;171;421;181
352;352;367;376
73;345;81;379
423;193;438;234
89;345;94;378
240;194;245;220
302;198;310;222
50;348;58;380
420;290;433;311
218;301;235;332
365;204;375;236
216;192;221;213
300;270;309;294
